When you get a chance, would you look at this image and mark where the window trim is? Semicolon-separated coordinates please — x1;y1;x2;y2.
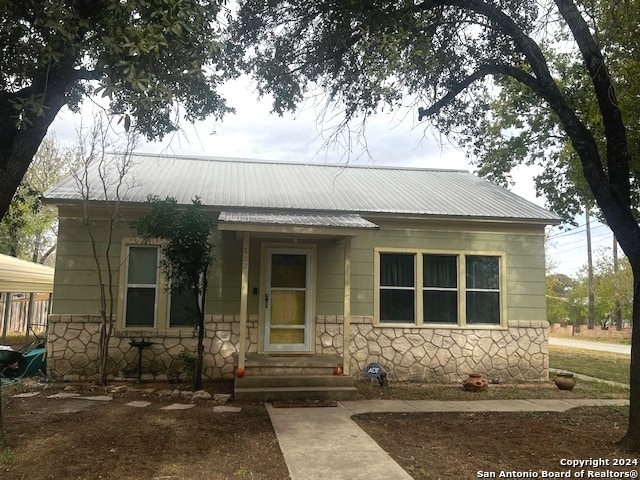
118;237;196;331
422;253;459;325
374;247;506;328
122;244;160;329
378;252;416;323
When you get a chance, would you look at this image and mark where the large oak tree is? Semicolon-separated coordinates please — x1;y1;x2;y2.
0;0;230;220
227;0;640;450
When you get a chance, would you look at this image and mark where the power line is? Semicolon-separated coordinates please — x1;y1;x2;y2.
548;223;609;239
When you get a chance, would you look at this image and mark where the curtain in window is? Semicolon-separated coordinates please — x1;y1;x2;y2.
380;254;415;322
424;255;457;288
380;253;414;287
423;255;458;323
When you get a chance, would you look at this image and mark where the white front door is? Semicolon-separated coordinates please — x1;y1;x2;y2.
264;247;313;352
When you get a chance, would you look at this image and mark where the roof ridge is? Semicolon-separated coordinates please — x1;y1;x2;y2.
124;152;469;173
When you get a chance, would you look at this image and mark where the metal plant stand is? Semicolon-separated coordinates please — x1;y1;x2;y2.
129;339;155;384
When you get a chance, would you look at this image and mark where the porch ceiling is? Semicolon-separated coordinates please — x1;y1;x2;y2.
217;211;379;236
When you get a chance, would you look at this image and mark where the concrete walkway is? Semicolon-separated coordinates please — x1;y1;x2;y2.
549;336;631;355
267;399;630;480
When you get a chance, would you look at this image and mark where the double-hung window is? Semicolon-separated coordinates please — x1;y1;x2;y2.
124;246;159;328
379;253;415;323
377;250;503;327
122;241;199;330
466;255;501;324
423;255;458;324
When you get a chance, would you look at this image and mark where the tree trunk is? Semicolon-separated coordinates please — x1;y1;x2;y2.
0;99;69;220
0;49;77;221
618;268;640;450
194;273;208;391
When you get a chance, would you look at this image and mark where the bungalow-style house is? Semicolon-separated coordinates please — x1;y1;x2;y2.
44;154;560;400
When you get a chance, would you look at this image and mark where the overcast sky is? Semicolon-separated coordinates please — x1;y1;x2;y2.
49;77;611;276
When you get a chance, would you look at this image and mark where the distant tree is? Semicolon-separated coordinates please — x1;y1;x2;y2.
546;273;574;323
569;249;633;329
0;135;77;263
0;0;230;221
132;197;214;391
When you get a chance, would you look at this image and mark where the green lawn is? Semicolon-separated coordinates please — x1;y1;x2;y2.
550;345;630;384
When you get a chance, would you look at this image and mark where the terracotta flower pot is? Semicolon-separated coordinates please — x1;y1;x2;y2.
463;372;488;392
554;372;576;390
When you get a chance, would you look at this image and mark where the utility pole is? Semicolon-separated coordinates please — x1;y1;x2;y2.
586;206;595;330
614;235;623;330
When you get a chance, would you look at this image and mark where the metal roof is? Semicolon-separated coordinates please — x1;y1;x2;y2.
0;254;55;293
44;154;560;224
218;211;379;229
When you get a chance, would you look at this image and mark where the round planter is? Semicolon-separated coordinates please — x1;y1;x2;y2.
554;372;576;391
463;372;488;392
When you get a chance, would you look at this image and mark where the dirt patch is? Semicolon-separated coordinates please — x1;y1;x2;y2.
354;407;639;480
1;380;288;480
0;378;636;480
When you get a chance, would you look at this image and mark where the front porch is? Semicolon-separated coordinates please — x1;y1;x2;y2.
234;353;359;401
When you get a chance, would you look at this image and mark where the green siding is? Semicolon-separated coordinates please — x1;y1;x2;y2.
53;212;548;324
349;224;548;320
52;217;131;315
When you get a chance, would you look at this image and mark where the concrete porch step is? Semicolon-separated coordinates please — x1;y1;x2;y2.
242;353;344;376
234;384;359;402
236;374;355;388
234;354;357;401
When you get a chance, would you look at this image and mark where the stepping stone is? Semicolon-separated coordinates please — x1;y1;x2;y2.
47;392;81;399
213;393;232;403
12;392;41;398
127;401;152;408
213;406;242;413
160;403;195;410
75;396;113;402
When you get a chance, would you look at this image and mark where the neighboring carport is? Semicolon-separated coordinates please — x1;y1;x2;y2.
0;254;54;344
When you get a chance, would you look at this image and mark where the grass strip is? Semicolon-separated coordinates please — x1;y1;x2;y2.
550;345;630;384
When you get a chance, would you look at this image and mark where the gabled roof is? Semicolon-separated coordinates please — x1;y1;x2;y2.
44;154;560;224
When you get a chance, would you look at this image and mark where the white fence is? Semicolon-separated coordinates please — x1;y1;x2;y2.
0;292;50;337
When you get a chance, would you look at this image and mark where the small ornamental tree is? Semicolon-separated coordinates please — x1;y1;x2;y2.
74;113;138;386
132;197;214;390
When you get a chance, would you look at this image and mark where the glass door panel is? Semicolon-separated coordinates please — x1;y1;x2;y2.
265;249;312;352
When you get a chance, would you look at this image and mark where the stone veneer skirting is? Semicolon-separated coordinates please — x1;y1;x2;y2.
46;314;259;382
47;314;548;383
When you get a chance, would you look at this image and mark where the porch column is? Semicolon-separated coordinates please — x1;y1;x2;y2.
342;237;352;375
238;232;250;370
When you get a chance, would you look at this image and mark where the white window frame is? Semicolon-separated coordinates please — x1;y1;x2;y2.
378;252;416;324
122;244;160;329
118;238;196;332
